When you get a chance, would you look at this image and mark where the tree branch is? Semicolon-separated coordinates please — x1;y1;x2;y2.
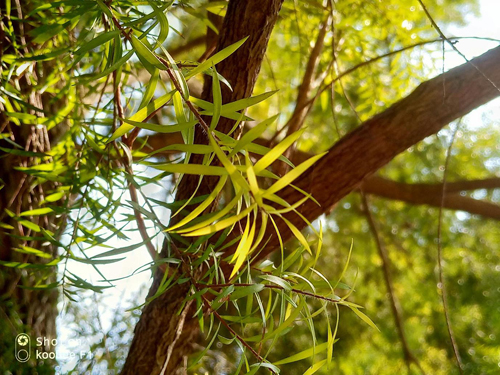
138;134;500;220
276;15;330;175
256;44;500;260
361;176;500;220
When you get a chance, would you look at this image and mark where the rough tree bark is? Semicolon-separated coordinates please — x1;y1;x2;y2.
0;2;67;372
121;1;285;374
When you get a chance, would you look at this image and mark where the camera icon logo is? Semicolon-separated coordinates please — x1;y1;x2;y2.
15;333;30;363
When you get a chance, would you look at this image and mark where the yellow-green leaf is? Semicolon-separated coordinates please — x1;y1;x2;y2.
148;163;228;176
350;306;380;331
130;35;165;70
185;37;248;79
282;217;312;254
254;129;304;173
230;214;255;278
183;204;255;237
274;342;329;365
264;152;327;197
167;175;228;232
20;207;53;216
108;89;176;142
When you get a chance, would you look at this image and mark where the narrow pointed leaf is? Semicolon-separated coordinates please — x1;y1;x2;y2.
185;37;248;79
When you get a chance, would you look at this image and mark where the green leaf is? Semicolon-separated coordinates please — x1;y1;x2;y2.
190;97;252;121
91;242;145;259
281;217;312;254
230;115;279;156
138;68;159;110
230;213;256;278
264;152;327;196
71;256;125;265
147;163;228;176
350;306;380;331
260;274;292;291
108;89;176;142
248;298;306;342
96;0;113;19
246;143;294;168
250;363;280;374
254;129;304;173
211;285;235;311
167;175;228;232
208;131;249;191
230;284;265;301
274;342;329;365
221;90;277;114
18;220;41;232
183;204;255;237
175;191;243;234
143;144;213;158
20;207;53;216
304;359;327;375
185;37;249;79
0;147;46;157
151;3;169;48
14;246;52;259
161;46;190;99
29;21;70;44
130;35;165;71
210;64;222;130
78;50;134;82
121;118;198;134
74;30;120;58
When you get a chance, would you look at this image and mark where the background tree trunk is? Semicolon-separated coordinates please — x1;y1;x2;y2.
0;2;68;372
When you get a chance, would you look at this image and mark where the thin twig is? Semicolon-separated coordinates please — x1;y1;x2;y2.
108;9;216;141
202;282;341;305
436;121;464;374
303;36;500;117
417;0;500;93
360;193;425;374
126;167;166;273
270;15;330;149
168;242;276;373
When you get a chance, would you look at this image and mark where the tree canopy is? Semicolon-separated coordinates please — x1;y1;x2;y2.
1;0;499;374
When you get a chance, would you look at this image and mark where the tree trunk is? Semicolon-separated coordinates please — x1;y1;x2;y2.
0;2;67;372
121;1;285;374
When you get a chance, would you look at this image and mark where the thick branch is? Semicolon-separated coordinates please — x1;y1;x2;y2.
257;45;500;259
139;133;500;220
360;176;500;220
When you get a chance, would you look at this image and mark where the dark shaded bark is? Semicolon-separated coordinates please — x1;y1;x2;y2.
121;1;285;374
0;2;65;372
